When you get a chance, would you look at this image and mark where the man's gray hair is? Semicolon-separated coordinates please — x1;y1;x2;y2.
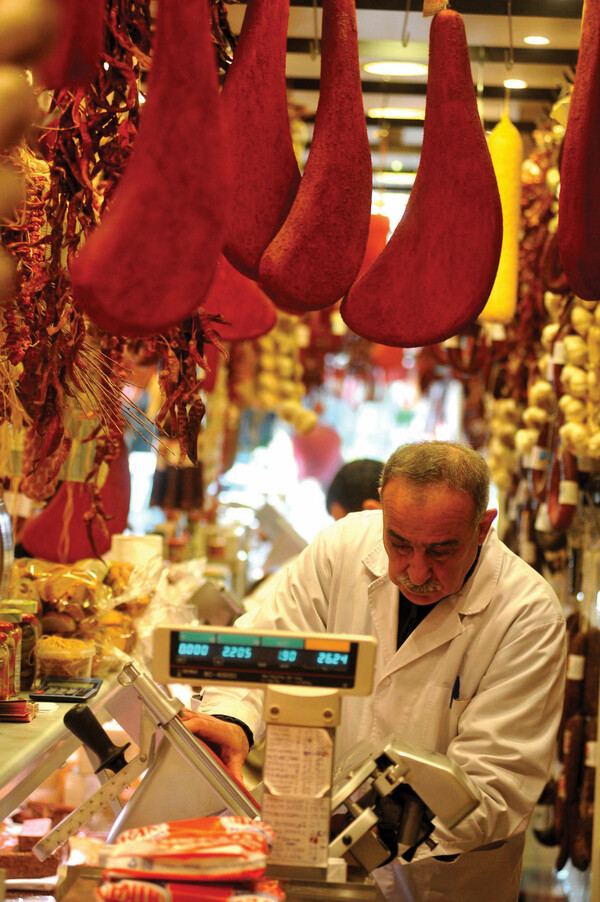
380;440;491;524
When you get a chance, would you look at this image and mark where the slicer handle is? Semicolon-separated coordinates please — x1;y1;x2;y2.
64;703;130;773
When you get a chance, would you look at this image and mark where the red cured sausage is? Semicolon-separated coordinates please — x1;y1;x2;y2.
20;440;130;564
558;0;600;300
203;256;277;342
340;9;502;347
35;0;104;89
258;0;372;313
221;0;300;281
70;0;229;338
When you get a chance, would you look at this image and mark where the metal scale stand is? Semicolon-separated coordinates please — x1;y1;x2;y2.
36;625;480;902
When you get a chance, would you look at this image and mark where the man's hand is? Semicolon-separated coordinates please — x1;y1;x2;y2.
178;709;250;784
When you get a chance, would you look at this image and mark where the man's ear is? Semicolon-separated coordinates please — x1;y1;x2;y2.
477;508;497;543
362;498;383;512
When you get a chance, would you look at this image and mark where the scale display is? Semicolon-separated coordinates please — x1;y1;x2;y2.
152;626;377;695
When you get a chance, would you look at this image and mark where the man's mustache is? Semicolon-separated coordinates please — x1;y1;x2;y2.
396;574;442;595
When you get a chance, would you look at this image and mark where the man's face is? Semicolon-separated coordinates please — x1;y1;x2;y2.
381;476;496;606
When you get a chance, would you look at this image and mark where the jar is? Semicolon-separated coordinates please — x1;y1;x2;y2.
0;625;15;696
35;636;94;683
18;615;37;691
0;619;21;695
0;632;10;700
22;611;42;642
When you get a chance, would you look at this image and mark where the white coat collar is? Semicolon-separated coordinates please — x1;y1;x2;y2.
361;526;501;615
361;528;502;671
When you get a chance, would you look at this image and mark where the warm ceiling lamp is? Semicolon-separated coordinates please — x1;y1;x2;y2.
503;78;528;89
363;61;428;77
367;107;425;120
523;35;549;45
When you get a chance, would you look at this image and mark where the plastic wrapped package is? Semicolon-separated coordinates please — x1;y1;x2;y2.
8;558;115;636
101;817;276;883
127;559;232;672
34;635;95;681
96;878;286;901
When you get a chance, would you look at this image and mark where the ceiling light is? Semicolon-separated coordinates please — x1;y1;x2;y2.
390;159;404;171
367;107;425;120
503;78;528;89
523;35;549;45
363;61;428;77
374;171;417;187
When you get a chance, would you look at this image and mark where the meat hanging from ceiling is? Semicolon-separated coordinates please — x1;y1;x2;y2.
340;8;503;348
257;0;373;313
69;0;231;338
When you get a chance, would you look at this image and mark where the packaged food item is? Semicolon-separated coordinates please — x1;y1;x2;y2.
34;635;94;682
17;614;37;690
102;817;275;883
0;609;30;688
0;619;21;694
0;632;11;701
96;877;286;901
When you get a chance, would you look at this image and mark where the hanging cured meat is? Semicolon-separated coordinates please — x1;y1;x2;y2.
478;112;523;325
258;0;372;313
35;0;104;89
20;440;131;564
340;8;502;347
222;0;300;281
557;0;600;300
70;0;229;338
203;256;277;341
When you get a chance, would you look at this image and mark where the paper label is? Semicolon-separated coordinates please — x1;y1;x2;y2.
552;341;566;364
264;725;333;798
586;741;597;768
530;446;549;471
558;480;579;506
262;724;333;868
534;502;552;533
567;653;585;681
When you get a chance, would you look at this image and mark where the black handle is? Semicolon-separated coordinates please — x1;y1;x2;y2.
63;703;130;773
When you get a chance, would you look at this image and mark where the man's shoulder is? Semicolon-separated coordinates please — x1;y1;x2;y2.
488;530;564;618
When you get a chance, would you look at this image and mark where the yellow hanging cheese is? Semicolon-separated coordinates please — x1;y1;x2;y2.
478;113;523;325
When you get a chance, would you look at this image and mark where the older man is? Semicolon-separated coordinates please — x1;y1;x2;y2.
182;440;566;902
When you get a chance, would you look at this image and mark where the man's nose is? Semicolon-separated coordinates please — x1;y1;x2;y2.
406;552;430;586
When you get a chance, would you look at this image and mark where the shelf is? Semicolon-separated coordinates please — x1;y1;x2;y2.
0;676;125;821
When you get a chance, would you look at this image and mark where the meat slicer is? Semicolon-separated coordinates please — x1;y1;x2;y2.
35;626;480;892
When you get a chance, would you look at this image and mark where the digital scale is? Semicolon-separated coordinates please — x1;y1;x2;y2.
152;625;377;692
36;625;481;899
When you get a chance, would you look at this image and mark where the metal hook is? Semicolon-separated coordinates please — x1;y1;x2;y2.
401;0;410;48
309;0;321;59
504;0;514;70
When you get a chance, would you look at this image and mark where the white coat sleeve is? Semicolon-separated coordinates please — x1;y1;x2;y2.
197;523;342;738
412;611;567;858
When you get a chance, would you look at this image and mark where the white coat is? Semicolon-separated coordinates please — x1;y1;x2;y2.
200;511;567;902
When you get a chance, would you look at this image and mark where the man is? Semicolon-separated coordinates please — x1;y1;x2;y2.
325;457;383;520
182;440;566;902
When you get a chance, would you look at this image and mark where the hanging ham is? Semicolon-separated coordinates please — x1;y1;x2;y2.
203;256;277;341
557;0;600;300
340;8;502;347
35;0;104;89
258;0;372;313
70;0;230;338
221;0;300;280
